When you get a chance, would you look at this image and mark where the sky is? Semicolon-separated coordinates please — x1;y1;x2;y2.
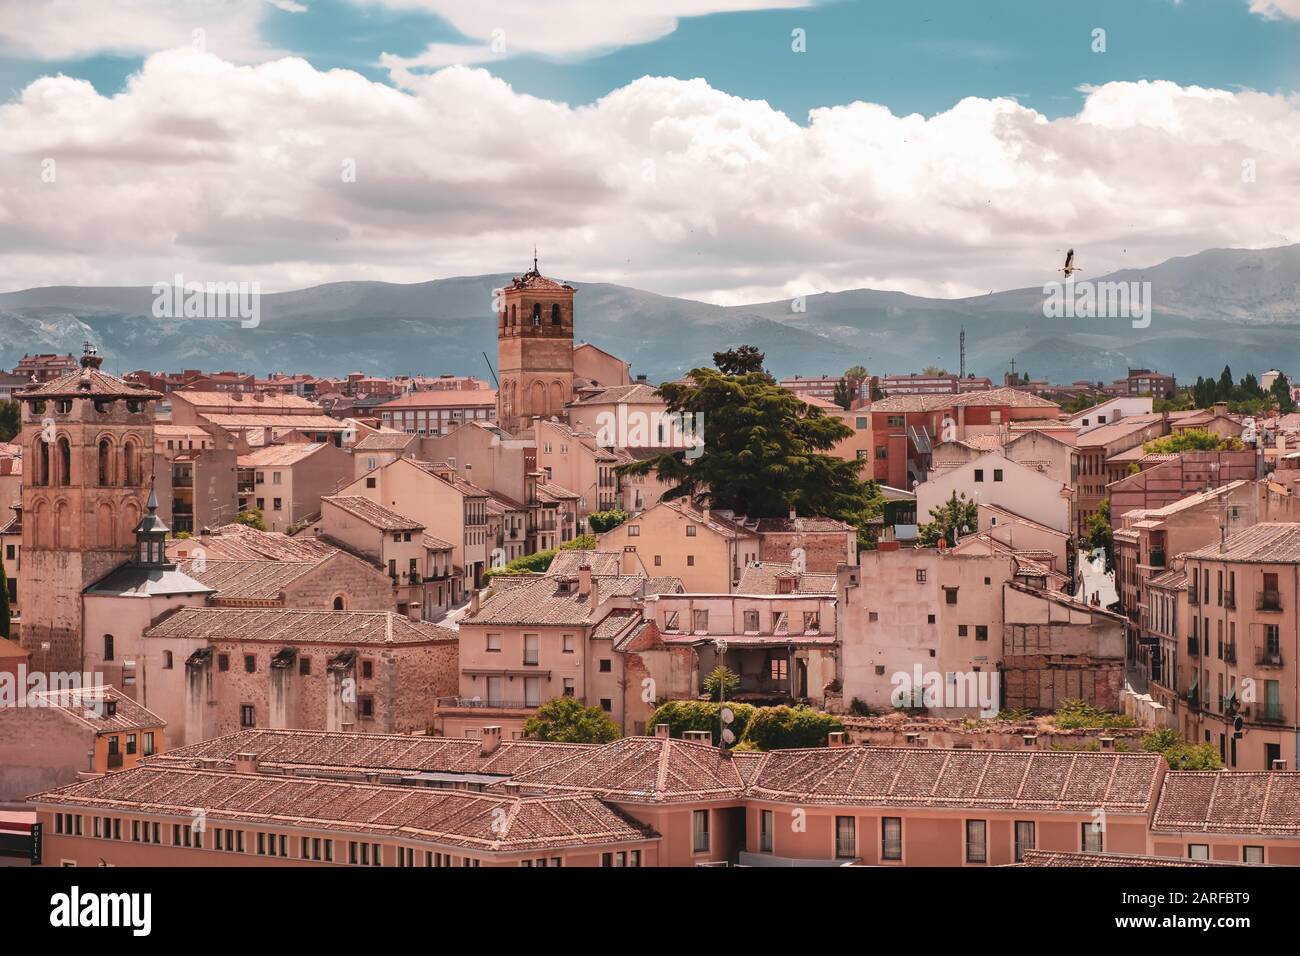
0;0;1298;302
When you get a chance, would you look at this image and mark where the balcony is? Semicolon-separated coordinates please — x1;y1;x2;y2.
1256;590;1282;612
1185;689;1202;712
1256;707;1285;724
1147;548;1166;568
1256;648;1284;668
1224;591;1236;610
1188;590;1200;607
1187;636;1200;658
1224;643;1237;664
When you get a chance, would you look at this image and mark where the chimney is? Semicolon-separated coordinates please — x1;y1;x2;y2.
654;722;671;738
1272;759;1288;771
789;506;797;521
682;730;712;745
469;588;480;617
621;545;640;576
578;564;592;597
233;752;260;774
407;602;422;623
1098;736;1115;749
904;732;921;745
1022;733;1038;747
480;725;502;757
828;731;847;748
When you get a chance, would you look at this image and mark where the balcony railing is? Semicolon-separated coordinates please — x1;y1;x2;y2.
1224;591;1236;610
1257;707;1285;724
1187;636;1200;658
1256;648;1284;668
433;696;538;710
1224;643;1237;664
1256;590;1282;612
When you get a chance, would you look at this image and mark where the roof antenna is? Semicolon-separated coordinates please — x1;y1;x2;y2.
533;244;538;272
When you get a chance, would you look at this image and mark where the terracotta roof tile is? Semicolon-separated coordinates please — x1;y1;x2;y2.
1153;771;1300;837
323;495;423;532
146;608;457;645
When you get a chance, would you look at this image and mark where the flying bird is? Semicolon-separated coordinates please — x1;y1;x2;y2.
1060;248;1079;278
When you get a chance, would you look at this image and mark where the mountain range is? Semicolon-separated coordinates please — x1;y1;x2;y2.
2;244;1298;387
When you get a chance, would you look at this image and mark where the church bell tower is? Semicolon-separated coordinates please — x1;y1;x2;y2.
496;254;576;435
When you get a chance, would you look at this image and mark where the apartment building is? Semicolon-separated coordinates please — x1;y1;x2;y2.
917;452;1073;535
375;388;497;436
597;500;760;592
237;442;352;532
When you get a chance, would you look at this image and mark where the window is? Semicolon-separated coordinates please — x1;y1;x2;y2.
562;677;575;697
599;659;612;673
1243;846;1265;864
627;525;640;537
993;469;1003;482
915;569;926;583
525;677;542;708
126;734;137;755
882;817;902;861
240;704;255;728
958;625;969;637
760;810;774;853
143;732;155;756
1081;822;1103;853
244;654;256;673
686;555;694;566
359;696;374;718
965;820;987;863
523;634;539;665
692;810;710;853
887;415;904;427
299;657;311;675
835;816;857;859
944;587;957;605
1188;844;1209;860
486;633;502;652
803;611;820;632
744;610;760;632
102;634;114;661
162;650;173;669
973;469;984;482
975;626;988;642
361;660;373;680
664;611;679;631
562;634;575;653
218;653;230;672
366;477;376;488
1014;821;1035;862
692;609;708;633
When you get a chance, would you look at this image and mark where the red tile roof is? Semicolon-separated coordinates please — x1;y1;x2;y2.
323;495;423;532
146;608;457;645
17;367;162;400
1152;771;1300;837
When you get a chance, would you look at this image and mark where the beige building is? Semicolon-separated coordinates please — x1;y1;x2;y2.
918;452;1073;535
598;500;760;592
238;442;352;532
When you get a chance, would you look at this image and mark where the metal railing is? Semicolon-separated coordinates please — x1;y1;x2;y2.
1257;590;1282;612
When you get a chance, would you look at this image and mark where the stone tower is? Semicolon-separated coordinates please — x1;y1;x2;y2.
496;256;576;435
16;345;162;672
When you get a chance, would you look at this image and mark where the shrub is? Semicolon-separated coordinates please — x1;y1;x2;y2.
522;697;621;743
849;697;872;718
645;699;756;746
586;509;630;533
1140;727;1221;770
1051;698;1136;730
738;705;845;751
234;507;267;531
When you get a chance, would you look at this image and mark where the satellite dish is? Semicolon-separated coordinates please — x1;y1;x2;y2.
721;728;736;745
720;706;734;725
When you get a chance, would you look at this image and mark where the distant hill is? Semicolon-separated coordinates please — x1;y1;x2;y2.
2;244;1298;385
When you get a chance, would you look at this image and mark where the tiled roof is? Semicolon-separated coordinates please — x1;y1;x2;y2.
469;576;653;627
508;268;575;292
17;367;162;400
146;608;457;645
27;766;652;853
1147;567;1188;591
176;558;325;601
1184;523;1300;563
535;480;581;503
238;443;327;467
745;516;855;534
29;685;165;734
869;388;1057;414
657;501;756;539
1075;415;1164;448
1019;850;1248;868
1152;772;1300;837
735;562;837;595
590;608;644;641
570;383;662;406
507;737;751;804
173;390;323;410
745;747;1164;812
167;525;337;562
149;728;590;777
323;495;423;532
204;413;346;430
546;550;628;578
353;431;417;451
422;534;455;551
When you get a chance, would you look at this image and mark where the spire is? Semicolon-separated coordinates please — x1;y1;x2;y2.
146;482;159;514
532;244;538;273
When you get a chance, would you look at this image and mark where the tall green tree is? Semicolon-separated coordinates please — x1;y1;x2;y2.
1271;373;1296;414
0;401;19;443
1085;497;1113;571
832;377;853;410
522;697;621;743
1217;365;1234;402
917;491;978;546
621;347;884;526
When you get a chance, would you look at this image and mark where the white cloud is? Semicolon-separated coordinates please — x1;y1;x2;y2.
0;50;1296;304
0;0;285;62
1249;0;1300;20
372;0;811;70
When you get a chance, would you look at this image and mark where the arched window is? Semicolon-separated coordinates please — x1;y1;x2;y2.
104;634;115;661
123;440;141;486
551;303;561;325
532;303;542;326
34;441;49;487
57;437;71;486
333;595;345;610
99;438;112;486
510;304;517;326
